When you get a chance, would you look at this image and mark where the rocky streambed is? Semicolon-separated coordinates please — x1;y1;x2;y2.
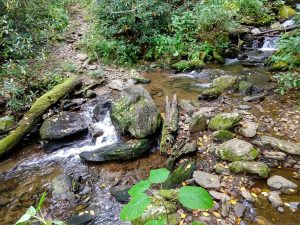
0;58;300;225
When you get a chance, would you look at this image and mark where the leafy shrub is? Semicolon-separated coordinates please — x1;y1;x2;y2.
120;168;213;224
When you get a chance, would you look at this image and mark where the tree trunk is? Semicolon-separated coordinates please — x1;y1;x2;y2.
0;77;81;158
160;94;179;155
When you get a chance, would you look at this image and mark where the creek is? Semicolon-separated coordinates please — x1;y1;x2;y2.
0;37;299;225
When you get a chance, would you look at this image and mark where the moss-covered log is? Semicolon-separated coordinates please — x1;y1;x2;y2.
160;94;178;155
0;77;81;158
162;160;195;189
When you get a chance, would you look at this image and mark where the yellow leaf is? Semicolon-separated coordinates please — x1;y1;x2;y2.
251;193;258;198
230;199;237;204
181;213;187;219
202;212;210;217
212;212;221;218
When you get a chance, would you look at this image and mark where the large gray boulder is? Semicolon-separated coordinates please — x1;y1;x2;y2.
211;75;238;91
193;171;220;189
267;175;298;194
238;121;258;138
40;112;88;140
259;136;300;155
79;139;152;162
110;85;161;139
215;139;259;162
228;161;270;178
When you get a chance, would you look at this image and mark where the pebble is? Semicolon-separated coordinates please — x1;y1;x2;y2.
238;105;252;110
77;53;88;61
268;191;283;208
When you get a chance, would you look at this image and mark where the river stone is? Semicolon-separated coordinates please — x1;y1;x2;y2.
189;112;207;134
79;139;152;162
211;75;238;91
198;87;221;100
109;186;130;204
268;191;283;208
193;171;220;189
234;203;246;218
241;190;255;203
239;81;253;95
108;79;126;91
263;151;286;161
67;213;97;225
228;161;270;178
238;105;252;110
209;190;230;201
238;121;258;138
130;69;150;84
208;112;243;131
259;136;300;156
216;139;259;162
279;5;296;19
267;175;298;194
0;115;15;135
51;174;75;201
110;85;160;138
212;130;234;142
179;99;195;113
40;112;88;140
243;94;265;102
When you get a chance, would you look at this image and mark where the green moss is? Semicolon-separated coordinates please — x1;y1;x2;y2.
190;59;205;69
171;60;191;72
199;87;221;100
279;5;296;19
228;161;270;178
211;75;238;91
213;51;224;64
208;113;242;131
0;116;15;134
238;81;253;95
212;130;234;142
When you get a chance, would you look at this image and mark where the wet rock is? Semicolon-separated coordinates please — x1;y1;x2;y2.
67;212;97;225
208;112;243;131
0;115;15;135
243;94;265;102
212;130;234;142
214;163;230;174
109;186;130;204
267;175;298;194
51;174;75;201
198;87;221;101
234;203;246;218
211;75;238;91
213;51;225;64
259;136;300;156
221;196;230;217
108;79;126;91
270;61;288;71
111;85;160;138
268;191;283;208
193;171;220;189
228;161;270;178
93;97;112;122
263;151;286;161
270;22;283;30
278;5;296;19
130;69;150;84
216;139;259;162
84;90;96;98
238;105;252;110
238;121;258;138
40;112;88;140
239;81;253;95
209;190;230;201
282;19;295;28
189;112;207;134
241;190;255;203
251;28;261;35
80;139;152;162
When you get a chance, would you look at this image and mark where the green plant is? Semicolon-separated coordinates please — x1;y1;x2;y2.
120;168;213;224
88;68;105;79
274;72;300;95
15;192;66;225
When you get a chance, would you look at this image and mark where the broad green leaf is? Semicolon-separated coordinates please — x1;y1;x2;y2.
179;186;213;210
128;180;151;197
120;193;151;221
26;206;37;216
15;213;31;225
36;192;47;211
191;222;205;225
149;168;170;184
53;221;67;225
145;219;166;225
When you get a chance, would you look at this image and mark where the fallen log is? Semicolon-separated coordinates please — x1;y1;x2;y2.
253;25;300;36
160;94;179;155
0;77;81;158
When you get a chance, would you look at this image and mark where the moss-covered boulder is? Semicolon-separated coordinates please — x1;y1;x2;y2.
189;112;207;134
259;136;300;156
79;139;152;162
198;87;222;100
171;60;191;72
212;130;234;142
208;112;243;131
228;161;270;178
213;51;225;64
215;139;259;162
239;81;253;95
211;75;238;91
190;59;205;69
270;61;288;71
132;195;180;225
110;85;160;139
130;69;151;84
278;6;296;19
40;112;88;140
0;116;15;135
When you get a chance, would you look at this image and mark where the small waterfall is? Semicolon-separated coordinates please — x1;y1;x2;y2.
260;36;280;51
